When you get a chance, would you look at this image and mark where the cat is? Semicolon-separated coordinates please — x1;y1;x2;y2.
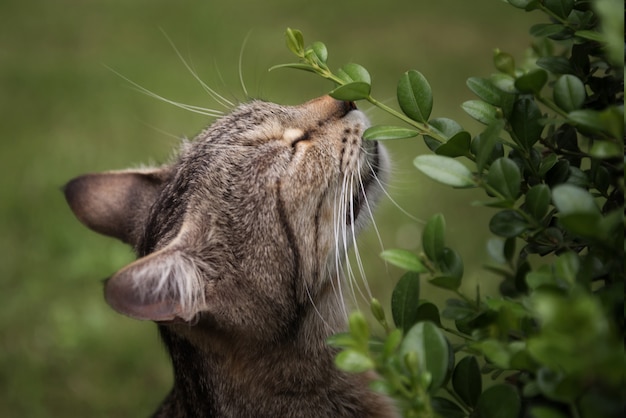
64;94;397;417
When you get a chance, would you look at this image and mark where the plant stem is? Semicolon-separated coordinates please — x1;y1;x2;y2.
366;96;448;142
569;403;582;418
535;94;569;118
441;325;473;341
444;387;472;415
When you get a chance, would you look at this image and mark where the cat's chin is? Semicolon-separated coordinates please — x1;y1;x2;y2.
342;108;370;130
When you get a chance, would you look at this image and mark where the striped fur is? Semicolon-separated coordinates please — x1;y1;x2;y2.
65;96;397;417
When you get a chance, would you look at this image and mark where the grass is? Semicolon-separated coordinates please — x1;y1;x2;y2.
0;0;540;416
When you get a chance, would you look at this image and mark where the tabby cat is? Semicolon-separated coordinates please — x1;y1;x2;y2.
64;95;397;417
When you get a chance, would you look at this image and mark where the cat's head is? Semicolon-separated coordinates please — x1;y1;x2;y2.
65;96;387;333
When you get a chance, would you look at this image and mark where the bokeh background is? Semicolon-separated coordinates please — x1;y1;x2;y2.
0;0;540;416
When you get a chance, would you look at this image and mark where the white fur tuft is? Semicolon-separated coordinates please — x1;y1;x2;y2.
130;250;207;321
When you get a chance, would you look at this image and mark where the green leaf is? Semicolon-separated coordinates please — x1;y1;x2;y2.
443;299;475;321
589;140;623;159
538;153;558;177
487;158;521;200
400;321;450;392
416;302;441;326
554;75;586;112
397;70;433;123
504;237;516;263
530;23;567;38
391;272;421;332
552;184;606;239
507;0;530;8
362;125;419;141
476;384;521;418
544;0;574;19
552;185;602;237
525;184;551;220
476;339;512;368
528;406;569;418
438;247;464;282
515;69;548;93
552;184;599;216
382;328;403;358
475;119;506;173
493;49;515;75
574;30;605;42
510;97;543;149
452;356;482;407
461;100;498;125
326;332;357;349
348;311;370;345
308;41;328;64
545;160;570;187
369;298;386;323
285;28;304;56
424;118;463;150
428;117;463;139
435;131;472;157
537;56;573;74
429;275;462;291
569;106;624;138
554;252;579;285
336;63;371;84
526;266;558;290
423;136;441;152
507;0;534;9
490;73;517;93
431;397;466;418
329;82;371;101
487;238;506;264
414;155;476;188
422;213;446;261
560;213;605;238
489;210;527;238
335;349;374;373
268;63;317;73
467;77;514;111
380;249;427;272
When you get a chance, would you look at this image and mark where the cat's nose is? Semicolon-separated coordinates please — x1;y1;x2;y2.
302;95;357;119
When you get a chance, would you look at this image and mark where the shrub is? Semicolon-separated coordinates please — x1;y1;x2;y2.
275;0;624;417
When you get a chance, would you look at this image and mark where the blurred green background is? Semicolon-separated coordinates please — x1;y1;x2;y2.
0;0;540;416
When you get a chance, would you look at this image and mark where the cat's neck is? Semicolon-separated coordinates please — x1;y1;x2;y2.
152;286;395;417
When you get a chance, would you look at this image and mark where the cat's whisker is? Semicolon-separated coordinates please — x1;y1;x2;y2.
340;174;358;308
305;282;333;332
105;66;224;117
332;183;349;320
159;28;235;110
358;161;386;257
351;163;374;300
238;33;250;99
365;158;424;224
137;90;224;117
345;173;371;307
137;120;186;143
337;172;359;309
104;66;225;118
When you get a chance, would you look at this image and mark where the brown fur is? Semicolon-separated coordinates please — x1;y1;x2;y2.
64;95;397;417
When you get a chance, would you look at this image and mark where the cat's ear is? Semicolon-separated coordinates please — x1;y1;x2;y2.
104;245;207;322
64;168;171;245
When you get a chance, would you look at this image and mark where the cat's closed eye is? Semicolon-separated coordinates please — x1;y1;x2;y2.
282;127;310;147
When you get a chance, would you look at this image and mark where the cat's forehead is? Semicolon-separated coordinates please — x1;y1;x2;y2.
222;100;296;126
189;100;294;144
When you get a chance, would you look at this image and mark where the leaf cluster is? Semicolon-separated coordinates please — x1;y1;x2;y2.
277;1;624;417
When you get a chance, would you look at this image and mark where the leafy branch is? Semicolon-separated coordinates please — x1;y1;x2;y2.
275;0;624;417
